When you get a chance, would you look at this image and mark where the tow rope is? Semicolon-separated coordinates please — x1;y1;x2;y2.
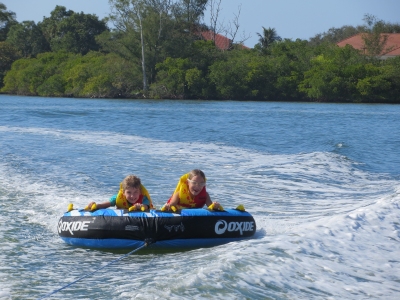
37;239;153;299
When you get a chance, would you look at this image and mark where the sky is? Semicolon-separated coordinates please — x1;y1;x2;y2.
3;0;400;47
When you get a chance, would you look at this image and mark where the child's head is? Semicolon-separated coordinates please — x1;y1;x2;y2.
122;175;142;204
188;169;206;180
122;175;142;190
187;169;206;196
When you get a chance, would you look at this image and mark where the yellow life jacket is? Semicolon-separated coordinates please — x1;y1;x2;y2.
169;173;207;208
115;183;153;209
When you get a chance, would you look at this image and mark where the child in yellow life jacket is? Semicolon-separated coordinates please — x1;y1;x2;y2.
163;169;221;211
86;175;153;211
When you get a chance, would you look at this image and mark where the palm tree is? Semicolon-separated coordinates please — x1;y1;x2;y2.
257;26;282;49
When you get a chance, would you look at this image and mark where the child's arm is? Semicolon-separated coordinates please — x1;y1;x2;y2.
86;201;112;210
139;195;151;210
129;203;148;210
162;192;180;211
205;192;221;209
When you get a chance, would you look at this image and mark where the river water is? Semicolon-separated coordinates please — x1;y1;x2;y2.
0;95;399;299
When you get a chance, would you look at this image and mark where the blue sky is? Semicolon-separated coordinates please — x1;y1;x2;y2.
3;0;399;47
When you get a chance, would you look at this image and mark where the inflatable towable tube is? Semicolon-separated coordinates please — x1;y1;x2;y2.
58;208;256;249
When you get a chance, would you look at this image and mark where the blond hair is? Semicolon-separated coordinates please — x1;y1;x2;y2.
121;175;141;190
188;169;206;180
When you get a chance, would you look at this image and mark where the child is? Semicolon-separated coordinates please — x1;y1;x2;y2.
162;169;220;211
86;175;153;210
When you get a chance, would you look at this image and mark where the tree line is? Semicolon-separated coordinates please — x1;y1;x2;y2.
1;1;400;103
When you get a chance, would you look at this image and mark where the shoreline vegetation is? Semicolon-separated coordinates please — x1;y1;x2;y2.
1;2;400;103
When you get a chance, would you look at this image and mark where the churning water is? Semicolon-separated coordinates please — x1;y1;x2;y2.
0;95;399;299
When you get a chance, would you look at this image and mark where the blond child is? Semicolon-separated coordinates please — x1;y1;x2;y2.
86;175;153;210
163;169;220;211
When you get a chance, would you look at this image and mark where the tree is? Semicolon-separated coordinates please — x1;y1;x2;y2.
308;14;400;49
172;0;208;33
6;21;50;57
299;45;366;101
361;14;391;58
381;57;400;102
268;39;314;100
209;50;275;100
0;41;21;87
108;0;175;92
39;6;108;55
153;57;191;97
150;39;222;99
308;25;361;46
0;2;17;41
256;27;281;51
2;50;143;98
59;51;142;98
355;63;392;102
205;0;249;49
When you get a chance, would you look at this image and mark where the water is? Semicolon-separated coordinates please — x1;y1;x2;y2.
0;95;399;299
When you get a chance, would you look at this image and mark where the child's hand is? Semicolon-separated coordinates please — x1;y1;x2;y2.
212;202;220;210
129;203;148;211
85;202;97;211
138;204;148;211
209;202;223;211
161;204;170;211
161;204;177;212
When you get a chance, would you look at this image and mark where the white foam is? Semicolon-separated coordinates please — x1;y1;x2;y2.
1;124;399;298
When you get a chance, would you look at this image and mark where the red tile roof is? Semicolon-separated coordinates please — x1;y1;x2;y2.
337;33;400;56
200;30;232;50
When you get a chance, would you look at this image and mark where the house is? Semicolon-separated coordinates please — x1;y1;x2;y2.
337;33;400;59
200;30;249;50
201;30;231;50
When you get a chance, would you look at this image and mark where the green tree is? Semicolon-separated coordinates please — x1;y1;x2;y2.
62;51;142;98
106;0;209;93
184;40;222;98
108;0;174;91
209;50;275;100
171;0;208;33
361;14;391;58
355;63;391;102
309;25;362;46
1;58;30;94
151;40;223;99
81;53;142;98
0;41;22;87
268;39;314;100
153;57;191;97
309;14;400;49
2;50;143;98
381;57;400;102
0;2;17;41
39;6;108;55
256;27;281;51
299;45;366;101
6;21;50;57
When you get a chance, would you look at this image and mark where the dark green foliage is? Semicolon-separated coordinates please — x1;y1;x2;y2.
209;50;276;100
1;51;142;98
0;2;17;41
256;27;282;52
2;4;400;103
268;39;314;100
309;26;362;46
0;41;21;88
151;40;222;99
297;44;396;102
309;13;400;47
6;21;50;57
39;5;108;55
